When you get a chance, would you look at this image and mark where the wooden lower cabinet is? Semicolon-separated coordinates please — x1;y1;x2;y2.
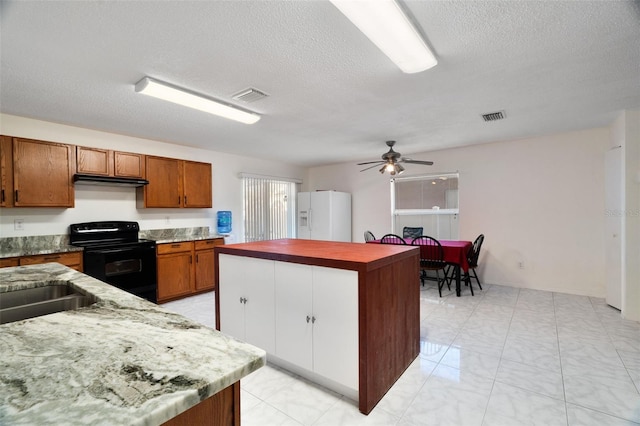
157;238;224;303
162;381;240;426
0;251;84;271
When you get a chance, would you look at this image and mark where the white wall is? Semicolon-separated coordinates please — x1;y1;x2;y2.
0;114;305;240
306;127;609;297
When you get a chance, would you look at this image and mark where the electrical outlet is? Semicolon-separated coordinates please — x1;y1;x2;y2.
14;219;25;230
165;216;171;224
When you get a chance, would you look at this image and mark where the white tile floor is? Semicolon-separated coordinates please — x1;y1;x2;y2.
163;281;640;426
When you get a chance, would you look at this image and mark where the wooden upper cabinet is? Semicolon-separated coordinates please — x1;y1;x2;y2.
183;160;212;208
77;147;145;178
144;156;183;208
143;156;211;208
114;151;145;178
0;135;14;207
13;138;75;207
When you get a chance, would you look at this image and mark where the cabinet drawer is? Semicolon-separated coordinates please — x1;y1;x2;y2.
20;252;82;268
194;238;224;251
157;241;194;255
0;257;20;268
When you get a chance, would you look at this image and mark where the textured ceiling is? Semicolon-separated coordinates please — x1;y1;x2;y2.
1;0;639;167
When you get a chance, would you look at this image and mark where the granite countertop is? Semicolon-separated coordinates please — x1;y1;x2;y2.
0;228;226;259
0;234;83;258
0;263;265;425
140;227;225;244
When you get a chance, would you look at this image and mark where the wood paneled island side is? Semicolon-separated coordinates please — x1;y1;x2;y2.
214;239;420;414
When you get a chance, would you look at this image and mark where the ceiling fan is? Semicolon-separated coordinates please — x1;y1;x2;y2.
357;141;434;175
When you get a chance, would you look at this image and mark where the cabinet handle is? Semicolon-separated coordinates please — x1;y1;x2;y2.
171;244;181;248
15;190;19;202
1;189;4;202
196;254;199;263
43;256;61;261
189;255;192;264
184;196;188;205
178;196;180;205
312;316;316;323
306;315;311;323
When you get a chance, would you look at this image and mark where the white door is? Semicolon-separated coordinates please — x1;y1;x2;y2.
218;254;246;339
605;148;623;310
297;192;311;239
312;266;359;390
244;257;276;353
274;262;313;369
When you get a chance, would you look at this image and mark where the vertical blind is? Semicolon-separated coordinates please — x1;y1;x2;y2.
242;175;298;242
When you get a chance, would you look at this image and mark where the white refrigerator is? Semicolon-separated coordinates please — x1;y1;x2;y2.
297;191;351;242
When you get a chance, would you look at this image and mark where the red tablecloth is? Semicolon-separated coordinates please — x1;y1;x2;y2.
367;239;472;272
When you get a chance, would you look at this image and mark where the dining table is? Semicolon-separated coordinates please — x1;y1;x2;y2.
367;238;473;297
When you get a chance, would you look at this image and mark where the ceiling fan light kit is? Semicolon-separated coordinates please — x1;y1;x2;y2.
329;0;437;73
134;77;261;125
358;140;433;175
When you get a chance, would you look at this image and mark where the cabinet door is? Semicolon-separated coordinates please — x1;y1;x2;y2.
194;239;224;291
195;248;215;291
114;151;145;178
183;160;212;208
157;252;194;300
13;138;74;207
77;146;112;176
0;135;14;207
219;254;248;340
144;156;182;208
244;257;276;354
312;266;359;390
275;262;313;370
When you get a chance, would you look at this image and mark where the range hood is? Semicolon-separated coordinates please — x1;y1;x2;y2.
73;174;149;187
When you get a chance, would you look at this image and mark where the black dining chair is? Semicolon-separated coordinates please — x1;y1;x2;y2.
380;234;406;245
412;236;448;297
364;230;376;242
402;227;423;240
466;234;485;290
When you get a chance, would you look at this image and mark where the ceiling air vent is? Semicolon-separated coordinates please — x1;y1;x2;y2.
232;88;269;103
481;110;506;122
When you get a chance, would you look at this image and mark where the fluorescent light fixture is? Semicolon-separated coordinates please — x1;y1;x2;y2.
134;77;261;124
330;0;437;73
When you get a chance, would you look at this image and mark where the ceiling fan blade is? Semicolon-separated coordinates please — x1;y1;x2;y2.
357;161;385;166
402;159;434;166
360;162;385;172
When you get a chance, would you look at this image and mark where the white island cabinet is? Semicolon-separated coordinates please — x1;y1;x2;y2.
274;262;359;391
215;239;420;415
218;254;276;354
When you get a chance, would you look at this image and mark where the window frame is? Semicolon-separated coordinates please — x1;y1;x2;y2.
390;172;460;236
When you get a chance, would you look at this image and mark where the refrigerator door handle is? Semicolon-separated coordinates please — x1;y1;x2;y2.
308;208;312;231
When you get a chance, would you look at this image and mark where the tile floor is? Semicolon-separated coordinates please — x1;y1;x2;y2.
163;281;640;426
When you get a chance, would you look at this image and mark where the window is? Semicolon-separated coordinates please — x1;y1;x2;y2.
391;173;459;239
241;174;300;242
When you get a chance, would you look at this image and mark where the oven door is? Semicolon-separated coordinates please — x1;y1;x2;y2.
83;244;157;303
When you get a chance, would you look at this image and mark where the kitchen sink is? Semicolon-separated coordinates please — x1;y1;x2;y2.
0;284;96;325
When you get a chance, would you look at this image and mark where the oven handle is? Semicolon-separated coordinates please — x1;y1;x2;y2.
89;248;142;254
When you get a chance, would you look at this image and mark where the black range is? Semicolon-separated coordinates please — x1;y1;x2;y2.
70;221;157;303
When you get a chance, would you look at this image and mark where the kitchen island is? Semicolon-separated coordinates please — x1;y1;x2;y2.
0;263;265;425
214;238;420;414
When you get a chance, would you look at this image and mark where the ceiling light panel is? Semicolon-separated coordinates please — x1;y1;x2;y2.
134;77;261;125
330;0;437;73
